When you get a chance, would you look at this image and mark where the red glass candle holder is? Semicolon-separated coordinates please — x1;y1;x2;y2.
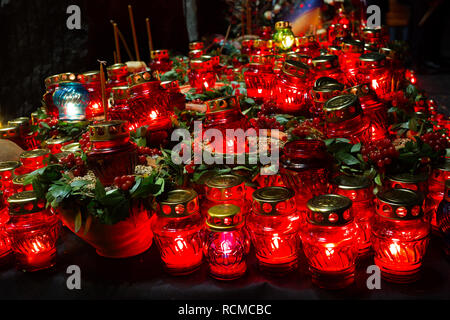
310;78;344;118
86;121;137;186
188;58;216;93
127;71;172;136
78;71;104;120
108;86;132;122
201;96;249;157
161;80;185;112
0;191;11;264
153;189;204;275
189;49;204;59
311;55;347;85
339;39;363;86
202;174;248;218
302;194;359;289
241;39;253;56
361;27;388;49
346;84;388;141
323;94;371;144
273;60;313;115
150;50;173;73
330;175;375;257
327;24;350;46
372;188;430;283
426;159;450;231
244;55;276;103
259;26;272;40
251;39;274;56
380;47;404;92
6;191;61;272
279;140;331;221
106;63;129;96
42;137;66;154
356;53;392;97
293;35;321;58
12;175;33;194
385;172;429;194
0;125;27;150
247;187;300;273
205;204;247;280
19;149;50;174
0;161;21;199
189;41;204;51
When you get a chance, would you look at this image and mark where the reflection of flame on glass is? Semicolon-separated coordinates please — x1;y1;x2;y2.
31;239;46;254
282;35;295;50
66;102;77;117
271;234;281;250
221;240;232;255
325;243;335;257
174;236;187;253
389;242;401;256
149;110;158;120
371;79;379;90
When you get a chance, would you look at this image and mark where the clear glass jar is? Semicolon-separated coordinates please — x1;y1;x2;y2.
153;189;204;275
6;191;61;272
247;187;300;273
372;189;430;283
302;194;359;289
323;94;371;145
330;175;374;257
86;121;137;186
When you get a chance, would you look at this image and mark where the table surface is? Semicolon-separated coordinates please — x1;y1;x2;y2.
0;226;448;300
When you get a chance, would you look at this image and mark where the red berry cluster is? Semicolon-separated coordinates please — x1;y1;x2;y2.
79;132;91;153
38;117;59;136
60;153;87;177
259;101;279;115
113;175;135;191
250;115;284;130
421;132;449;152
138;146;162;165
362;139;399;168
291;119;322;138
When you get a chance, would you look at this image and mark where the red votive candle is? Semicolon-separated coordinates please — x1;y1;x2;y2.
372;188;430;283
6;191;61;272
244;55;276;103
302;194;359;289
19;149;50;174
150;50;173;73
247;187;301;273
0;161;21;199
153;189;204;275
78;71;104;120
205;204;248;280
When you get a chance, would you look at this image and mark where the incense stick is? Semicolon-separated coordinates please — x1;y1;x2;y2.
128;5;141;61
110;20;134;61
146;18;154;58
113;23;121;63
98;60;108;120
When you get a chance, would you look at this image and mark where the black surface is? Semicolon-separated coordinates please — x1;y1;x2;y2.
0;226;448;300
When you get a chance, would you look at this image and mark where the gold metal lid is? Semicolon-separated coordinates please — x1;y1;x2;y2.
205;96;239;114
323;94;362;123
44;74;62;88
157;189;199;218
253;39;273;49
311;55;339;70
107;63;128;72
275;21;291;29
78;70;100;83
314;77;340;88
248;54;275;65
151;49;169;60
206;204;243;230
387;172;429;184
0;125;19;138
12;174;30;186
189;41;204;51
43;137;66;146
8;117;30;127
206;174;244;189
0;161;21;173
127;70;158;87
285;52;311;64
332;175;371;190
111;86;129;100
252;187;296;216
362;27;382;38
341;39;363;53
7;191;45;215
88;120;129;142
282;60;310;78
376;188;424;220
307;194;353;226
46;72;78;86
359;52;386;68
20;149;50;159
190;58;214;70
189;49;204;59
61;142;81;153
380;47;395;59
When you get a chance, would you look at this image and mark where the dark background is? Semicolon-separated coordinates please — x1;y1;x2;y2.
1;0;450;122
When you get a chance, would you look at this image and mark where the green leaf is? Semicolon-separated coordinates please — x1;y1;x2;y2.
374;174;382;186
74;209;82;233
335;152;360;166
94;179;106;200
350;143;361;153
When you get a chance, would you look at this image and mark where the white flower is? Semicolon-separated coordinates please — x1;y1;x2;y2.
273;4;281;14
264;10;272;20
